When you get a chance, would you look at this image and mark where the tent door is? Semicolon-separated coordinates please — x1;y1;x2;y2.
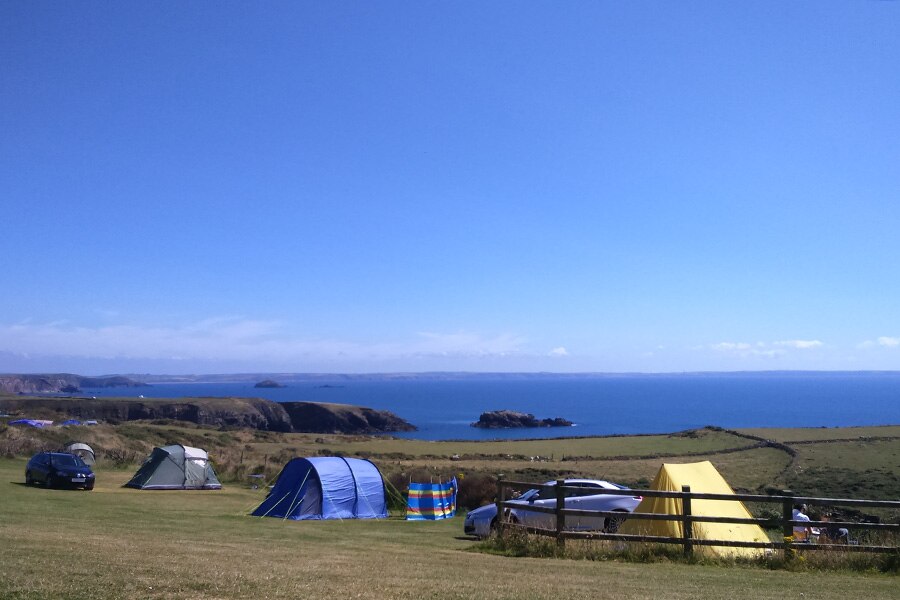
184;458;208;488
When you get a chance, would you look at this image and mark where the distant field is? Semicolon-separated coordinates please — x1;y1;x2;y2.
738;426;900;443
307;426;753;458
1;460;897;600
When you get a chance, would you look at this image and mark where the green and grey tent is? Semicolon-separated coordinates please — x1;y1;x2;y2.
124;444;222;490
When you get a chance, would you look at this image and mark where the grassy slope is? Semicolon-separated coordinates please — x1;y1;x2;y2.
738;426;900;500
1;461;896;600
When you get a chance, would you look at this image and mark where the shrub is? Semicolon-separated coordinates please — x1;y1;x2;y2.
457;473;497;510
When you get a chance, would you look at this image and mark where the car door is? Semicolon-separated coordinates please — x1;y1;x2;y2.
35;453;50;484
512;485;557;530
567;483;607;531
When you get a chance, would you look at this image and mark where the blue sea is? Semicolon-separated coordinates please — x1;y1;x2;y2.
79;372;900;441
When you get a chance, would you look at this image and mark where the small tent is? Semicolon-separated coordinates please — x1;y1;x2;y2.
64;442;96;465
124;444;222;490
619;461;769;558
252;456;387;520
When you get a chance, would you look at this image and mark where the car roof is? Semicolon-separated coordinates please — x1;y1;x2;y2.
541;479;624;489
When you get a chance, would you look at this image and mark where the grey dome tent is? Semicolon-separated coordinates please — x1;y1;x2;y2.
64;442;96;465
124;444;222;490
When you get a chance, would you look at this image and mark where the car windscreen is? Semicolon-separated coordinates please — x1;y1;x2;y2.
517;489;540;501
50;455;84;467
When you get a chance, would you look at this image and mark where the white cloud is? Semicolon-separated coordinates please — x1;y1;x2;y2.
774;340;824;349
549;347;569;357
858;336;900;349
712;342;753;352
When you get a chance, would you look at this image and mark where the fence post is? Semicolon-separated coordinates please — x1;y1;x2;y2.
682;485;693;556
495;474;506;536
555;478;566;548
782;494;794;560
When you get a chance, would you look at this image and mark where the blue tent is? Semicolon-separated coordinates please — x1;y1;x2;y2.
252;457;387;520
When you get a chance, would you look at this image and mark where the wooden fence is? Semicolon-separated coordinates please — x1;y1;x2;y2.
495;478;900;557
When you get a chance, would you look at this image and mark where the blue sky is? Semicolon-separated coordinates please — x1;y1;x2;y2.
2;2;899;374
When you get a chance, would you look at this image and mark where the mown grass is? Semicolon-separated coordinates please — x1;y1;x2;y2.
1;460;897;600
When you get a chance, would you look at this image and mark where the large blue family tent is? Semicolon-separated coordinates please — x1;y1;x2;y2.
252;457;387;520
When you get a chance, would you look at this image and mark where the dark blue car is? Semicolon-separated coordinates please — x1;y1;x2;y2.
25;452;95;490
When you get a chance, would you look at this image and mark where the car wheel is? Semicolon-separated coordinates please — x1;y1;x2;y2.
489;517;498;534
604;510;628;533
25;471;33;485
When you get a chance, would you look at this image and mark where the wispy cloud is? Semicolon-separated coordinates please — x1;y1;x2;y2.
548;347;569;357
858;336;900;349
774;340;824;349
711;342;753;352
0;319;532;367
712;339;824;356
710;341;785;358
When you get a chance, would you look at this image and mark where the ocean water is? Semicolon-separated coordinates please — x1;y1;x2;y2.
79;372;900;441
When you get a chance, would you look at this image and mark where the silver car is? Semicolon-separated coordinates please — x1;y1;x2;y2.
464;478;641;537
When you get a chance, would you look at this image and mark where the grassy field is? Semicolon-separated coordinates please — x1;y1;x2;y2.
3;422;899;501
738;425;900;443
1;459;897;600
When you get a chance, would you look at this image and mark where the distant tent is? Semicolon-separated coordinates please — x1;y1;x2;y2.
124;445;222;490
61;419;82;426
252;457;387;520
406;478;457;520
9;419;53;428
65;442;96;465
619;461;769;558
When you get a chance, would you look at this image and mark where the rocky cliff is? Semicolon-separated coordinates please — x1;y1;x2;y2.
0;395;414;434
281;401;417;434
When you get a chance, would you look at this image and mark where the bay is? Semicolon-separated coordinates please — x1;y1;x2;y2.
80;372;900;441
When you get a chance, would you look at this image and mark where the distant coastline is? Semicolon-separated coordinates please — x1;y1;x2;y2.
119;370;900;385
3;371;898;442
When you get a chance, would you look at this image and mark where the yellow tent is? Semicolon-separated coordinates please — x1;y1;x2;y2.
619;461;770;558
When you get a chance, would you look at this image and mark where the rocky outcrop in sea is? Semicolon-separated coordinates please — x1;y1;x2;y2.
471;410;573;429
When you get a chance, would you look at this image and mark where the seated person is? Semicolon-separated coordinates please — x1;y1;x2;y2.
792;503;814;541
820;513;850;544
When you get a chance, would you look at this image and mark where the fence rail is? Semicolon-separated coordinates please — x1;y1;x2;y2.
495;478;900;557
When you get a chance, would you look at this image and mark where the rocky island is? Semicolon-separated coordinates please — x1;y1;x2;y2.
472;410;573;429
254;379;286;388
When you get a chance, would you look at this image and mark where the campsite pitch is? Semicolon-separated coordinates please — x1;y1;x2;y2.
1;460;897;600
